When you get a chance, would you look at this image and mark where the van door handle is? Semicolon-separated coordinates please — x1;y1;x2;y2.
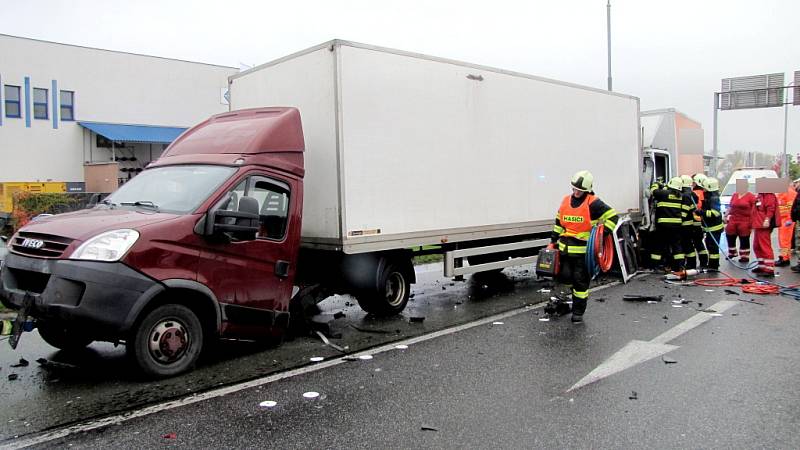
275;260;290;278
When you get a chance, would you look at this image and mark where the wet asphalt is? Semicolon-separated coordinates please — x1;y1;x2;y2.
3;256;800;448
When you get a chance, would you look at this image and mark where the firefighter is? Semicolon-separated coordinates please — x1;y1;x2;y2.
680;175;699;269
551;170;618;323
724;185;755;263
775;181;797;266
692;173;709;267
698;177;723;271
751;187;778;276
650;176;686;273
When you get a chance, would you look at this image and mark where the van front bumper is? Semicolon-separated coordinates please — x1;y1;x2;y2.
0;253;162;335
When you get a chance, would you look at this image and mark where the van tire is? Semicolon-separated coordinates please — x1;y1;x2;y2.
37;321;93;351
129;304;203;378
357;260;411;316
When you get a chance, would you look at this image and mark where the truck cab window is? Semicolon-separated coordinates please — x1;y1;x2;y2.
250;178;290;240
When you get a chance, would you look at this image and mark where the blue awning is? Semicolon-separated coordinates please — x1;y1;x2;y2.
78;121;187;144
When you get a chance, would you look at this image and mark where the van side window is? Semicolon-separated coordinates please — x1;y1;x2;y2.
249;177;290;240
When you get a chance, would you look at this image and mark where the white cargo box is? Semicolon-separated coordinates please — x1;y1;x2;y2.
229;41;641;254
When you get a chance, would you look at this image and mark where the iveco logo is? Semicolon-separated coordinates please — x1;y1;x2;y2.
21;238;45;249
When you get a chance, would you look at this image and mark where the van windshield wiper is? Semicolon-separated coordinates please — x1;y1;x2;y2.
100;199;117;208
120;200;159;211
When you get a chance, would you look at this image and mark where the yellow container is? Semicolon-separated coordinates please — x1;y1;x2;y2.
0;182;67;214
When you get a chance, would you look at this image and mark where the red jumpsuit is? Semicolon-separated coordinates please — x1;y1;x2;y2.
725;192;755;262
776;186;796;263
752;193;778;274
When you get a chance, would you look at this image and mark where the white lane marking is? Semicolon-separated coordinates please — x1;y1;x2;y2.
567;300;737;392
2;280;622;450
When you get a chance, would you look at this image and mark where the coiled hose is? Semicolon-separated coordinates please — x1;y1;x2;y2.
586;224;614;279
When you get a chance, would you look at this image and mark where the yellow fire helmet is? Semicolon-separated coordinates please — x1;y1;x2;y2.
704;177;720;192
571;170;593;192
692;173;707;185
667;176;684;191
680;175;693;188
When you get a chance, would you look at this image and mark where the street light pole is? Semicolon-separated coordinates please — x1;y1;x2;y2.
607;0;612;91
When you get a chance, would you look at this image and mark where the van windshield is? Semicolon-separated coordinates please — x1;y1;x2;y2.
104;165;236;214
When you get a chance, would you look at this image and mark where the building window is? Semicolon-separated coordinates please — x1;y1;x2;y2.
33;88;48;120
4;85;21;118
60;90;74;121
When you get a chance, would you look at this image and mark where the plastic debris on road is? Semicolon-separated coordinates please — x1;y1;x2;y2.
629;391;638;400
162;433;177;440
8;374;18;381
395;344;409;350
359;355;373;360
10;358;28;368
492;321;504;325
671;305;683;308
409;316;425;323
309;357;324;362
705;289;715;292
538;289;551;293
421;425;439;432
259;401;277;409
539;318;550;322
303;392;320;399
662;356;678;364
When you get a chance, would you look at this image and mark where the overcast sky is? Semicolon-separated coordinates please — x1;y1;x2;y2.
2;0;798;157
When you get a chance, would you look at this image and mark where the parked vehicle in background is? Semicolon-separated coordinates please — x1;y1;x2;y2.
1;41;670;377
720;168;778;214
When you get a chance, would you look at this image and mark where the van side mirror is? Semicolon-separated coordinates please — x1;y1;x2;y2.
206;194;260;241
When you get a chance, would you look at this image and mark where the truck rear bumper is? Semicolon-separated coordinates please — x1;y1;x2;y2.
0;253;162;336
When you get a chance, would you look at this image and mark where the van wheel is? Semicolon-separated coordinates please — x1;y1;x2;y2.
358;261;411;316
37;321;93;351
129;304;203;378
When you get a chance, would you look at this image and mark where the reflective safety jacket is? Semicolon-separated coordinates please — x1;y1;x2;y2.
777;186;796;222
700;191;723;232
691;187;705;227
650;184;685;227
681;187;697;227
551;193;618;255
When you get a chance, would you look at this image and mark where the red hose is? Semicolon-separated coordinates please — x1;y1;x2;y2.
594;224;615;272
693;271;784;295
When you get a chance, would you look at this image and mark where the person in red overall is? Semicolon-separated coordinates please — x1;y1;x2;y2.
751;190;778;276
725;189;755;263
775;183;797;266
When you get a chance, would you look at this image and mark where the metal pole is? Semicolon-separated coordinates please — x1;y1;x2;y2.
783;83;794;178
606;0;612;91
712;92;719;176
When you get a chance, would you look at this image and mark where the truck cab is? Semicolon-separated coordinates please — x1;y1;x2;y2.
0;108;305;377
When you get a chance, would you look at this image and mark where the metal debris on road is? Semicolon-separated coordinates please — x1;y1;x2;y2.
350;324;393;334
35;358;78;370
259;401;277;409
594;297;606;302
421;425;439;432
538;288;551;293
492;321;504;325
629;391;638;400
303;392;320;399
647;300;658;304
704;289;715;292
409;316;426;323
539;318;550;322
623;294;663;302
8;374;18;381
395;344;409;350
358;355;373;360
724;289;740;295
10;358;29;368
662;356;678;364
309;357;324;362
315;331;347;354
738;298;765;306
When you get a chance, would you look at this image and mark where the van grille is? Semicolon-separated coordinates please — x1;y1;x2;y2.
10;232;74;259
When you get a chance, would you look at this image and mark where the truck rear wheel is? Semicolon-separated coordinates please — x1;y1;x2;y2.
357;261;411;316
37;321;93;351
129;304;203;378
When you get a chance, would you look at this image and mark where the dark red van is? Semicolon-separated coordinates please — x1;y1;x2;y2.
1;108;307;377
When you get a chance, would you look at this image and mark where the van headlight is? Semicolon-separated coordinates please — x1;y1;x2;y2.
70;229;140;262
